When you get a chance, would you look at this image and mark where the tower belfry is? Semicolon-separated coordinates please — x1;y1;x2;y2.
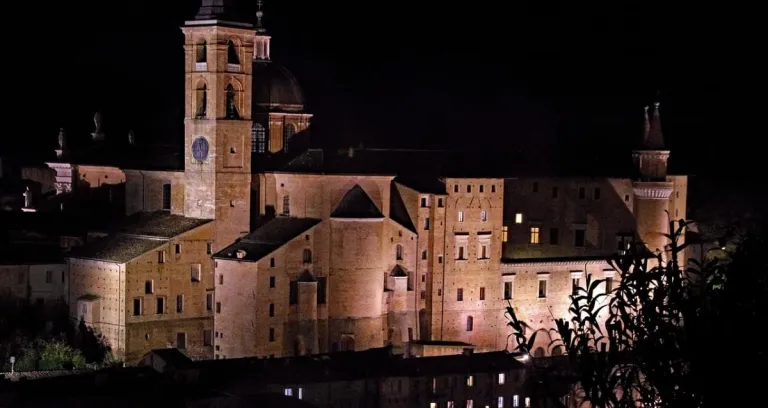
182;0;256;251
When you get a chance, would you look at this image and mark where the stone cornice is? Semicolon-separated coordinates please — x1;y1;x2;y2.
632;181;674;199
632;150;670;158
501;259;612;271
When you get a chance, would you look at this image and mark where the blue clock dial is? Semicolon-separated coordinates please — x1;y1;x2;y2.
192;137;209;162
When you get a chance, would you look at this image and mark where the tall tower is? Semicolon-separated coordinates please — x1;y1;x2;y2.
182;0;255;251
632;102;674;257
250;2;312;157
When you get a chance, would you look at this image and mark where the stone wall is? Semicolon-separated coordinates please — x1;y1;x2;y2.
124;170;185;216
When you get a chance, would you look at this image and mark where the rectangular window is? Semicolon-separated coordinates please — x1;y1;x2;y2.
269;328;275;342
176;295;184;313
549;228;559;245
145;280;153;294
594;187;601;200
572;278;580;295
203;330;213;346
133;298;142;316
499;372;506;384
458;211;464;222
492;185;496;193
457;245;466;260
289;281;298;305
515;213;523;224
438;255;443;264
574;229;586;247
424;217;430;230
467;185;472;193
421;197;428;207
480;210;487;222
270;258;276;267
156;297;165;314
269;303;275;317
529;227;540;244
206;293;213;311
206;242;213;255
498;396;504;408
422;250;428;260
467;400;474;408
479;287;485;300
457;288;464;301
538;279;548;298
176;332;186;349
502;226;509;242
605;276;614;293
513;395;519;407
504;281;513;300
481;245;488;259
284;388;292;396
175;243;181;254
317;277;327;304
188;264;200;282
162;184;171;210
158;250;166;263
467;375;474;387
216;302;221;313
525;397;530;407
420;290;426;300
45;270;53;284
219;274;224;285
438;198;444;207
269;276;276;288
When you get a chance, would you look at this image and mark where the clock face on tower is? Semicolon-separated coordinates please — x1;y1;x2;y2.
191;137;209;162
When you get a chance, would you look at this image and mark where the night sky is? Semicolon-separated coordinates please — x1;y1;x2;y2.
6;0;763;178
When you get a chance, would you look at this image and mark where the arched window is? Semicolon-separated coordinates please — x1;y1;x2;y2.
227;40;240;65
466;316;474;332
396;244;403;260
551;346;563;356
226;83;240;119
252;123;266;153
282;195;290;216
195;82;207;118
283;123;296;152
196;40;207;63
302;249;312;264
534;347;545;358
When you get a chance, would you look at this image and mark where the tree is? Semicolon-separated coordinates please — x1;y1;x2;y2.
14;338;85;371
506;220;768;407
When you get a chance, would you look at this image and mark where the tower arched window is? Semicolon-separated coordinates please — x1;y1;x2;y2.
195;82;207;118
283;123;296;152
282;195;290;216
302;249;312;264
466;316;474;332
196;40;207;63
226;83;240;119
396;244;403;260
227;40;240;65
252;123;266;153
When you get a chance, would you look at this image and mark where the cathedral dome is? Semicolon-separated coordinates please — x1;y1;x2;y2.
252;61;306;113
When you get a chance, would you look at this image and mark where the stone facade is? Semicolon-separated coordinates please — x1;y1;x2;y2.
0;263;67;305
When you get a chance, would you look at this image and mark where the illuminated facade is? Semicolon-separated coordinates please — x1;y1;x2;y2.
42;1;686;362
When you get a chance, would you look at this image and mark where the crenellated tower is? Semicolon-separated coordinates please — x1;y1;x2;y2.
182;0;255;251
632;102;674;257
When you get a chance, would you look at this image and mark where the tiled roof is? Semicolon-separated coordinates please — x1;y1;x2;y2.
213;217;321;262
66;235;165;263
330;185;383;219
116;211;212;238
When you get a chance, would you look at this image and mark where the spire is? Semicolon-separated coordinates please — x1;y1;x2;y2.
195;0;236;21
256;0;266;33
644;101;665;150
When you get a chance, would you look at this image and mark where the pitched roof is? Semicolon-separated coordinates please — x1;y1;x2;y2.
66;235;166;263
330;185;383;219
213;217;321;262
115;211;212;238
394;176;447;195
389;183;416;233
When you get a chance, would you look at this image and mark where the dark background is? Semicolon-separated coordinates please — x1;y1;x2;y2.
3;0;763;178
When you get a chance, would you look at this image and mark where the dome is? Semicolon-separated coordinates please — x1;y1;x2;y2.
252;61;306;113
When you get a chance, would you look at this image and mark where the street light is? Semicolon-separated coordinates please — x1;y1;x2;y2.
9;356;15;374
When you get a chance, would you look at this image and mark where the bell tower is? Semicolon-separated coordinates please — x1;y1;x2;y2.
182;0;255;251
632;102;674;258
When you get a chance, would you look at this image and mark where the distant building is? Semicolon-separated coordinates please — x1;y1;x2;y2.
0;244;66;307
3;0;688;364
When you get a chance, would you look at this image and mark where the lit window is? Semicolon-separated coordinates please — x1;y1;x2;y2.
284;388;293;396
498;373;505;384
515;213;523;224
458;211;464;222
430;403;437;408
525;397;530;407
252;123;266;153
447;402;455;408
467;375;474;387
498;396;505;408
529;227;540;244
481;210;487;222
513;395;519;407
466;400;474;408
502;226;509;242
298;388;303;400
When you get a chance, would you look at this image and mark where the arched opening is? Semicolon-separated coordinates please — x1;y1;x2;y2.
551;345;563;356
195;82;207;118
252;122;266;153
283;123;296;152
225;83;240;119
196;40;207;63
466;316;474;332
227;39;240;65
282;195;290;216
302;248;312;263
534;347;545;358
340;335;355;352
395;244;403;260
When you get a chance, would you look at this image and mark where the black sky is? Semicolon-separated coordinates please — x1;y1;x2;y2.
6;0;763;177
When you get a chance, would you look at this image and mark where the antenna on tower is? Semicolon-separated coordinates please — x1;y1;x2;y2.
256;0;266;32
